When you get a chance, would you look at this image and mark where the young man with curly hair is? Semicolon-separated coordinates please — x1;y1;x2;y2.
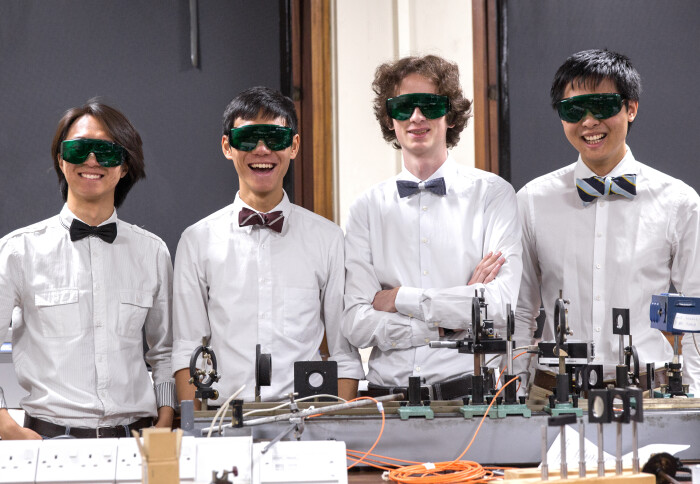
343;55;522;399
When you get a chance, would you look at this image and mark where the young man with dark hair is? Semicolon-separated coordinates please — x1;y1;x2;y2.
0;100;175;439
343;55;522;398
515;49;700;395
172;86;363;404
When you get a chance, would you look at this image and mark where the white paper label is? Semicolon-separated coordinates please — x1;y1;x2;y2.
673;312;700;332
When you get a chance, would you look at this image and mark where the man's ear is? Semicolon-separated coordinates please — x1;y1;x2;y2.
222;134;234;160
289;133;300;159
626;100;639;122
120;163;129;179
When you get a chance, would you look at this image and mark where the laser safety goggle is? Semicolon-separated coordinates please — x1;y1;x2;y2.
555;93;624;123
386;93;450;121
60;138;126;167
229;124;294;152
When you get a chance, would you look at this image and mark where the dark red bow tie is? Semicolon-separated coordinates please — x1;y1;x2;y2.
238;207;284;233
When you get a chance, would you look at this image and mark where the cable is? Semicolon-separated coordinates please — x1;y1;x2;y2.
242;394;346;417
206;384;246;438
345;396;386;470
385;376;519;483
201;394;347;436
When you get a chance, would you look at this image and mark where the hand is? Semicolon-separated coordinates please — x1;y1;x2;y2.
0;409;42;440
154;406;175;428
372;287;400;312
468;251;504;285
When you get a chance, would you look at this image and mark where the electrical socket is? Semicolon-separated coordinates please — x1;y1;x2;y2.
252;440;348;484
0;439;40;484
35;438;118;483
195;436;253;484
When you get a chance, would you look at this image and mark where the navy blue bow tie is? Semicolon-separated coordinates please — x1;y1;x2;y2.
576;174;637;205
396;177;447;198
69;219;117;243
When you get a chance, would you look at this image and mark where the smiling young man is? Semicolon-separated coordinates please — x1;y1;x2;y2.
172;87;363;404
343;55;522;399
515;49;700;395
0;100;175;439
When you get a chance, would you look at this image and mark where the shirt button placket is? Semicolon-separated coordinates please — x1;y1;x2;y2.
90;238;109;412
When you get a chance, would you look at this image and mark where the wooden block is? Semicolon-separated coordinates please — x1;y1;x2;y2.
504;467;654;483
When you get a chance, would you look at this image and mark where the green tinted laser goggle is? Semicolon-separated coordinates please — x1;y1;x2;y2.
60;138;126;167
556;93;624;123
229;124;294;152
386;93;450;121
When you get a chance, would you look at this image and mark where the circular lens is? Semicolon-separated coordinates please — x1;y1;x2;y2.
308;372;324;388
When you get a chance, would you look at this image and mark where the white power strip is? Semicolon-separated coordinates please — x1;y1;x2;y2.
0;437;344;483
252;440;347;484
195;436;253;484
35;438;118;483
0;439;40;484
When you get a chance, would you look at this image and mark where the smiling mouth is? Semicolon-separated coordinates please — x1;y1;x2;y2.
79;173;104;179
583;133;606;144
249;163;275;173
409;128;429;136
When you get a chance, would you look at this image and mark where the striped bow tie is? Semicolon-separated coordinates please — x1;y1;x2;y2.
575;174;637;205
239;207;284;233
396;177;446;198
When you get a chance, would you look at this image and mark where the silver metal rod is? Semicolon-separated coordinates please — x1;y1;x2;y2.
243;393;403;426
189;0;199;68
560;424;568;479
632;420;640;473
541;424;549;481
579;418;586;477
597;423;605;477
619;335;625;365
616;421;623;475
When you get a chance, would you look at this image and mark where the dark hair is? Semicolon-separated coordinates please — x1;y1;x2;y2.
550;49;642;108
222;86;298;138
51;98;145;208
372;55;472;149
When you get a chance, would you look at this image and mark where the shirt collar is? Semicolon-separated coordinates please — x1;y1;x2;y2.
573;146;640;181
59;204;118;230
232;191;291;234
397;152;457;184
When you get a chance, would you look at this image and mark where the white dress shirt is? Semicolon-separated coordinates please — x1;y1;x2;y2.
0;205;175;426
344;155;523;387
172;192;364;403
516;148;700;394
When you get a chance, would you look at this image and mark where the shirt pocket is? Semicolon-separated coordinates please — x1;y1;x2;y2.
34;289;80;338
117;290;153;340
283;287;320;343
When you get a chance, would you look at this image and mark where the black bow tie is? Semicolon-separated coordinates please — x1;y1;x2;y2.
396;177;447;198
69;219;118;244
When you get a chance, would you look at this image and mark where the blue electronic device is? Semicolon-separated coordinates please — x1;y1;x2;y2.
649;293;700;334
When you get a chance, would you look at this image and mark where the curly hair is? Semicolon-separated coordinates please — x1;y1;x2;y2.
51;98;145;208
372;55;472;149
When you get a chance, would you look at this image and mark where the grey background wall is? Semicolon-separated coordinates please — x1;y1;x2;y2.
0;0;285;256
506;0;700;192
